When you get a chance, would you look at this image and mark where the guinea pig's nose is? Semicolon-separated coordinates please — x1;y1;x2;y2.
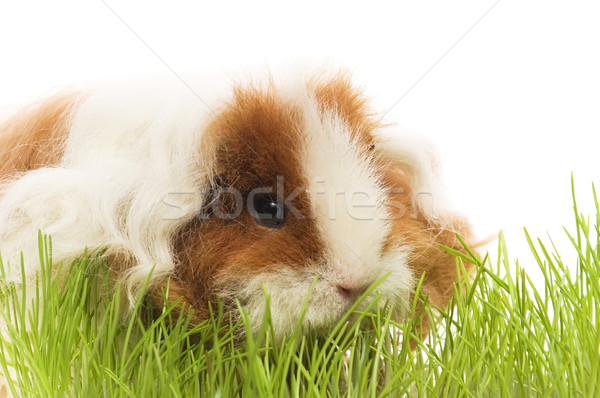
336;281;370;300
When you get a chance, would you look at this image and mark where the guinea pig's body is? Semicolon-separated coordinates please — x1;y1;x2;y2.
0;69;470;338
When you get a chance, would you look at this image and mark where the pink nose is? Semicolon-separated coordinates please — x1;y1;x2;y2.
336;281;370;300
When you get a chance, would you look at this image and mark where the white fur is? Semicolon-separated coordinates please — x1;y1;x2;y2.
0;73;229;302
376;126;451;223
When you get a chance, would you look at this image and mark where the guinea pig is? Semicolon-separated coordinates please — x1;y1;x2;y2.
0;69;471;339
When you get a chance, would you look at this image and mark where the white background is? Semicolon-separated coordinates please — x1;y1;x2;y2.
1;1;598;278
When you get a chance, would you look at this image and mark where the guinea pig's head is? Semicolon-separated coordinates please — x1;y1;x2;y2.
153;73;471;338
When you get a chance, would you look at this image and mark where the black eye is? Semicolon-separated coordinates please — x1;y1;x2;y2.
249;193;286;229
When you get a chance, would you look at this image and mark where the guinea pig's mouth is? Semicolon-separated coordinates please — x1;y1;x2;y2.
229;285;385;336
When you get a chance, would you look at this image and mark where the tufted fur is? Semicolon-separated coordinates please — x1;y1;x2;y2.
0;69;471;338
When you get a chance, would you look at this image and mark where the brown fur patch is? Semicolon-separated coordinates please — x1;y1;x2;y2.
381;162;473;335
164;82;326;319
310;73;378;151
0;93;80;180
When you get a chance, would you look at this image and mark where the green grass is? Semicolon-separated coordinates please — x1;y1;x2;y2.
0;180;599;397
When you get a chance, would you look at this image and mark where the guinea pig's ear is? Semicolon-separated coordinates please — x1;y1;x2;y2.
376;127;474;312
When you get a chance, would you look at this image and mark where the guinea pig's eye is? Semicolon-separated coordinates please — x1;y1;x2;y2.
249;193;286;229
